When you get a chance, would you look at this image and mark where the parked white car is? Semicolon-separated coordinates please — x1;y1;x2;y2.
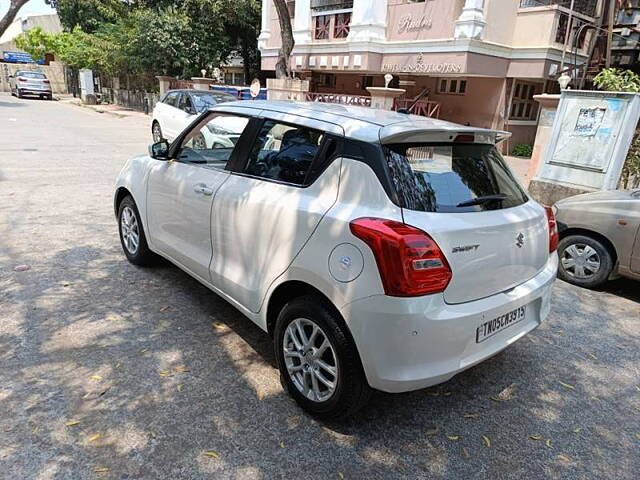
115;101;558;418
9;70;53;100
151;89;237;144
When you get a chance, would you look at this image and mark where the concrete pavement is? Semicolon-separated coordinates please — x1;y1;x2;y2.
1;93;639;479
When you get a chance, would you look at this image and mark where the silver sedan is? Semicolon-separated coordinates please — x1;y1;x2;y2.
554;189;640;288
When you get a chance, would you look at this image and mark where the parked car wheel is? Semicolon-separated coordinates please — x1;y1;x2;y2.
274;295;371;419
118;196;156;266
17;89;23;99
152;121;163;143
557;234;613;288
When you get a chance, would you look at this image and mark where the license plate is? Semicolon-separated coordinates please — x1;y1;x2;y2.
28;83;42;89
476;306;526;343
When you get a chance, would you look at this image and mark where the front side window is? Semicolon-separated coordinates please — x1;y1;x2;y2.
243;120;324;185
164;91;180;107
177;113;250;168
385;143;528;213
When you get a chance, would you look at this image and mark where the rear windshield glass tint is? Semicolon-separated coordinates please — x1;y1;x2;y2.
19;72;46;79
384;143;528;213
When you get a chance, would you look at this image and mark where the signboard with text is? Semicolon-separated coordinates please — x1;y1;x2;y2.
2;51;45;65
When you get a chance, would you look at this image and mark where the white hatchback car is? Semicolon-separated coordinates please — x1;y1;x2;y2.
151;89;237;144
115;101;558;418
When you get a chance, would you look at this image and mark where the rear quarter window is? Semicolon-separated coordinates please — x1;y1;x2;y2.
385;143;528;213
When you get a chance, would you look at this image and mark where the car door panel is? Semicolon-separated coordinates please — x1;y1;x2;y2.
209;159;341;313
147;161;229;280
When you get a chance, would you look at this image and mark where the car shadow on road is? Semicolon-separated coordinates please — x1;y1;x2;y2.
2;238;639;479
599;277;640;303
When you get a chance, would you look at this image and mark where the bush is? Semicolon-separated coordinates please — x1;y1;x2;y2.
511;144;533;158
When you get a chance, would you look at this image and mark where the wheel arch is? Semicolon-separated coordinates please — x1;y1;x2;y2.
559;227;618;265
266;280;347;339
114;186;133;217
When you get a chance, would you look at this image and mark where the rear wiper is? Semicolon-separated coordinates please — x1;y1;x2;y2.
457;194;508;208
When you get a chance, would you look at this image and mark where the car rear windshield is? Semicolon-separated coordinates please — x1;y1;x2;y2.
19;72;46;79
384;143;528;213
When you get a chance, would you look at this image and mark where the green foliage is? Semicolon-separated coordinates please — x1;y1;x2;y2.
37;0;261;79
621;137;640;189
44;0;128;33
511;144;533;158
593;68;640;93
14;27;61;61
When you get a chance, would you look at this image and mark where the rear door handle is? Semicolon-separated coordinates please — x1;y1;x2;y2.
194;184;214;196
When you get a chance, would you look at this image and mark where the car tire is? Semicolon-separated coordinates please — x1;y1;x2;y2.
17;89;23;99
274;295;371;419
117;195;156;266
152;121;163;143
557;234;613;288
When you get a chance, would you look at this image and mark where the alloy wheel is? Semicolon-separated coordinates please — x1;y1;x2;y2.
561;243;601;279
120;206;140;255
282;318;338;402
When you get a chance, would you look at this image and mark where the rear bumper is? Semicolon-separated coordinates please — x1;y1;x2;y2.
19;88;52;95
340;254;558;393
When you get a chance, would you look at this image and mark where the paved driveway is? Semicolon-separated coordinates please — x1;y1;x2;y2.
1;94;639;479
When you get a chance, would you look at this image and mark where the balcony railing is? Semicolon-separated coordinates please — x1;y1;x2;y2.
305;92;372;106
519;0;598;17
394;99;441;119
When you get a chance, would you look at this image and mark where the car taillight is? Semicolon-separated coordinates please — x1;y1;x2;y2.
349;218;452;296
544;206;559;253
43;79;50;84
18;77;27;82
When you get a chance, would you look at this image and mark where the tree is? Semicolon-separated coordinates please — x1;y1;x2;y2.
44;0;127;33
272;0;294;78
0;0;31;39
593;68;640;93
594;68;640;188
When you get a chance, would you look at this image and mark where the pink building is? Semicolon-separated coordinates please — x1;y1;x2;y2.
258;0;602;152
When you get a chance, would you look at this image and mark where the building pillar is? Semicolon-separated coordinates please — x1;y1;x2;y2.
156;76;172;96
347;0;387;43
258;0;272;50
454;0;486;39
293;0;312;45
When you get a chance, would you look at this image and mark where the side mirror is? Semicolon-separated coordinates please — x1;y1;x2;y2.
185;106;196;115
149;140;170;160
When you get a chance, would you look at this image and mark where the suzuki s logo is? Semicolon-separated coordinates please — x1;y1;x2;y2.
516;233;525;248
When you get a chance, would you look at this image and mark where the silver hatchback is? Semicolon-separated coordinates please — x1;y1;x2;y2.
9;70;53;100
554;190;640;288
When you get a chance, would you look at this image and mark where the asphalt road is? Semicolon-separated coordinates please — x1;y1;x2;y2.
1;93;639;480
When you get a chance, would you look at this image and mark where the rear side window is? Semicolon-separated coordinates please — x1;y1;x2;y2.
242;120;324;185
385;143;528;213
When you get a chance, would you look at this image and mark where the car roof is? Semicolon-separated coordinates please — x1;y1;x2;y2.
212;100;508;144
167;89;235;95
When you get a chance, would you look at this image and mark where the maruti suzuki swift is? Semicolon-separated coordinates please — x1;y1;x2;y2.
114;101;558;418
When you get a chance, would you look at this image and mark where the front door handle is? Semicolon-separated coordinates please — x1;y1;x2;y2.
194;184;214;196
